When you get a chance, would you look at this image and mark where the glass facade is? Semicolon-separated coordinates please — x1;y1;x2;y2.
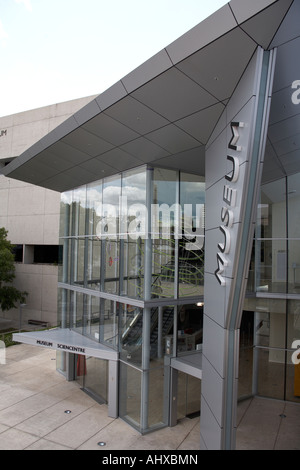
242;175;300;404
57;142;300;432
58;165;205;433
58;163;300;431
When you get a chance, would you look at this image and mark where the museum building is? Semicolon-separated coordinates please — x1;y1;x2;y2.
3;0;300;450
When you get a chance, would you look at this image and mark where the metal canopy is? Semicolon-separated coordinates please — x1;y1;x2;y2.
1;0;295;192
12;328;118;360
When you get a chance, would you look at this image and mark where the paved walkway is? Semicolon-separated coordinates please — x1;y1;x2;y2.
0;343;299;450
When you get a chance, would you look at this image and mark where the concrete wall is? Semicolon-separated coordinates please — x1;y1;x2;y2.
0;96;97;162
0;95;97;328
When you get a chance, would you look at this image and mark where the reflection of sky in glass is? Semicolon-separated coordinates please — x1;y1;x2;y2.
181;181;205;206
60;167;205;223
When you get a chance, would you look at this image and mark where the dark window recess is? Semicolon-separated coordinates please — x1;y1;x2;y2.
34;245;59;264
12;245;23;262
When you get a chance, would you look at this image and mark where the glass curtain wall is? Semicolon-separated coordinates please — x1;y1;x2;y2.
243;172;300;404
58;164;205;433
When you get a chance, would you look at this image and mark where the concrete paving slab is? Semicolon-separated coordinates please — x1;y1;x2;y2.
26;438;73;450
78;417;142;451
178;420;200;450
0;385;35;412
129;418;200;451
0;428;39;450
44;404;115;449
0;343;300;450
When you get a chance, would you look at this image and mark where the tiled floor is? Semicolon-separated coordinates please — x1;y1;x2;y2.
0;343;299;450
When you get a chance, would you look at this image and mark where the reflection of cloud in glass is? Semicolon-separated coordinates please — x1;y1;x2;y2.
103;185;121;206
122;185;146;204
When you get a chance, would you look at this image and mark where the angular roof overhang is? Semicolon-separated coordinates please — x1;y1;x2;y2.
1;0;295;192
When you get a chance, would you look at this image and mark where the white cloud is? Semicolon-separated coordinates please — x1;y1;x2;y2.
14;0;32;11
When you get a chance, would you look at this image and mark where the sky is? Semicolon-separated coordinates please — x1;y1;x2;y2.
0;0;228;118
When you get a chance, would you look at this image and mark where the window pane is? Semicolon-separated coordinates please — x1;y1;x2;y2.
152;168;177;299
72;187;87;237
83;295;101;341
119;361;142;430
287;300;300;351
60;190;72;238
87;238;101;290
288;240;300;294
122;239;144;299
177;304;203;355
84;357;108;403
86;180;102;237
253;298;286;349
256;348;285;400
119;305;143;367
100;298;118;349
287;173;300;238
148;367;167;428
255;239;287;293
180;173;205;298
102;174;121;239
256;178;287;293
104;240;119;295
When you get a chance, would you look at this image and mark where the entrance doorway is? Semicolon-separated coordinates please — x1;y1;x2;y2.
76;355;108;404
177;371;201;419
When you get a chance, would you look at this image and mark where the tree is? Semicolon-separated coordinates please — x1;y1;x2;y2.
0;228;28;312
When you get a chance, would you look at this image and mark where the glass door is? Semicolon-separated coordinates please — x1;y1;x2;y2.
76;355;108;404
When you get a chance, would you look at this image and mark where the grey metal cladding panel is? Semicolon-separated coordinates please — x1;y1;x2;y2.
268;113;300;144
229;0;279;25
132;67;218;122
121;49;173;94
270;0;300;48
82;113;139;146
48;115;79;142
269;86;299;126
120;137;170;163
42;170;92;192
176;28;257;102
104;95;169;135
47;141;92;165
207;51;261;150
146;123;200;154
271;131;300;158
201;354;224;426
95;81;128;111
175;103;225;145
61;127;114;157
32;150;74;173
239;0;295;49
278;149;300;176
272;36;300;93
73;99;101;126
154;145;205;176
200;398;223;450
79;157;116;177
166;4;237;65
10;114;81;171
97;147;143;171
10;159;57;183
59;165;98;186
203;314;226;377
